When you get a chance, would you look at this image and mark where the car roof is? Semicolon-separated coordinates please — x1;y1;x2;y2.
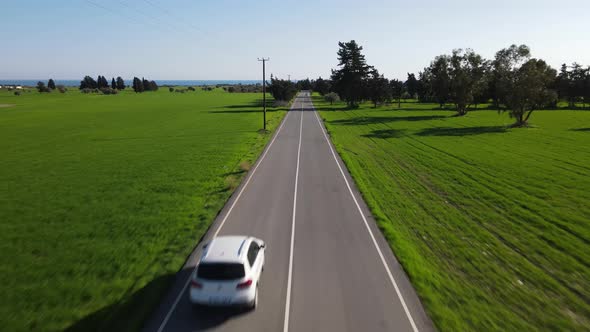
201;235;251;264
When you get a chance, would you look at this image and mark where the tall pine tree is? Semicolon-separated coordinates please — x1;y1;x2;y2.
116;76;125;90
331;40;371;107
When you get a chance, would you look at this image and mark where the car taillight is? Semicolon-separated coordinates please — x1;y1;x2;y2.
236;279;252;289
190;280;202;289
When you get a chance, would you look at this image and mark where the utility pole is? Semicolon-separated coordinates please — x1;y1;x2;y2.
288;74;291;82
258;57;270;131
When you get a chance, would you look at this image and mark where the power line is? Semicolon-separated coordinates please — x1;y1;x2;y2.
116;0;183;33
140;0;204;34
84;0;171;33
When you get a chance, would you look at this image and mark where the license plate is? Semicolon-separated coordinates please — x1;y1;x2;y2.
209;297;231;305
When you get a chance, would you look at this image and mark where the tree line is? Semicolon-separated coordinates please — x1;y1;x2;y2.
313;40;590;126
79;76;158;93
35;79;67;93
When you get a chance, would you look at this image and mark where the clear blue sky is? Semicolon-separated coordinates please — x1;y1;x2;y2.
1;0;589;81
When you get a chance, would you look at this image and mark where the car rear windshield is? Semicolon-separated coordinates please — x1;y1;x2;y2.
197;263;245;280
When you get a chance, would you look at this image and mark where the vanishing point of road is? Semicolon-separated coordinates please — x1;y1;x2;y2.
142;92;435;332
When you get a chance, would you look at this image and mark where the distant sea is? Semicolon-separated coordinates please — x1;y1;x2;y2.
0;79;260;87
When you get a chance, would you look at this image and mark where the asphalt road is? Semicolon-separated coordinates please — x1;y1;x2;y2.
142;92;435;332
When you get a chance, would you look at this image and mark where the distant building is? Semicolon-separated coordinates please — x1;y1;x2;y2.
16;86;23;89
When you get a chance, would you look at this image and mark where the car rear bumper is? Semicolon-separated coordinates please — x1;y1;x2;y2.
189;288;255;307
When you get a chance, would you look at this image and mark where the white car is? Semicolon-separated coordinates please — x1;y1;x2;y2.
189;235;265;309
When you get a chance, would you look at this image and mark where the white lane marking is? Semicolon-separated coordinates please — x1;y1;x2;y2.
156;109;293;332
311;101;420;332
283;97;304;332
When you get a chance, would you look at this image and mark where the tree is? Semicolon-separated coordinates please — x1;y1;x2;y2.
36;81;50;93
331;40;371;107
79;76;98;89
132;77;144;93
389;79;404;108
148;80;158;91
366;68;390;108
296;78;312;90
584;66;590;109
268;77;297;101
425;55;451;108
116;76;126;90
404;73;419;99
498;58;557;126
111;78;116;89
556;64;573;107
96;75;108;89
448;49;487;115
324;92;340;105
492;44;530;108
47;79;56;90
313;77;331;95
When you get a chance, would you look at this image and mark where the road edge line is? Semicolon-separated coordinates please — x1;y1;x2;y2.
311;104;420;332
155;109;292;332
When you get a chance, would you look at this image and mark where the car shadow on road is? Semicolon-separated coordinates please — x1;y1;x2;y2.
189;305;250;330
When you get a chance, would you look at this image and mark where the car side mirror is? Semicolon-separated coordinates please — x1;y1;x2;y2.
260;243;266;249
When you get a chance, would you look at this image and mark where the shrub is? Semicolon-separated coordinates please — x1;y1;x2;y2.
14;91;21;96
36;81;51;93
239;161;251;172
224;175;239;191
100;87;118;95
81;88;93;94
57;85;67;93
227;86;236;93
187;86;195;91
324;92;340;105
169;87;174;92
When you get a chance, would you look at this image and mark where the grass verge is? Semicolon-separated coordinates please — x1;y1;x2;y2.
0;88;286;331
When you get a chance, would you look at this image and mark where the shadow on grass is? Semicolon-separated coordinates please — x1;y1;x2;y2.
65;273;175;332
416;126;507;136
208;109;280;114
362;129;408;139
571;128;590;132
329;115;448;126
221;99;273;109
65;266;250;332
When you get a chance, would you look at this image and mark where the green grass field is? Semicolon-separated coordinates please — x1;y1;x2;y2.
0;88;286;332
315;97;590;331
